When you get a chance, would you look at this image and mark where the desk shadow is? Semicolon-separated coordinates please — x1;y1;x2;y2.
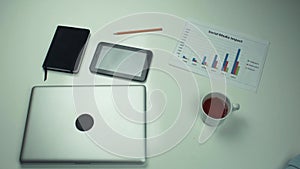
21;163;147;169
217;112;248;139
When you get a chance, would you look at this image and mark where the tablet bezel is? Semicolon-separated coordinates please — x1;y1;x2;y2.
89;42;153;82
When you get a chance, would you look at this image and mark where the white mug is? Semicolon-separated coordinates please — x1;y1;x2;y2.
200;92;240;127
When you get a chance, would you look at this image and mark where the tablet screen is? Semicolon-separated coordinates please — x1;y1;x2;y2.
90;42;152;82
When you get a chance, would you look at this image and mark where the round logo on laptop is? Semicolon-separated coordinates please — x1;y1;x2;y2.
75;113;94;132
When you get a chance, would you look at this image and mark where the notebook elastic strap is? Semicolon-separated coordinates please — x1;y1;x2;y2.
43;68;48;81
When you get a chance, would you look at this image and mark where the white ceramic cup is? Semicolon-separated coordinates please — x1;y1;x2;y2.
200;92;240;126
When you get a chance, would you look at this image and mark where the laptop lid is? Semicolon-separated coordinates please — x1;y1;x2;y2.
20;85;146;164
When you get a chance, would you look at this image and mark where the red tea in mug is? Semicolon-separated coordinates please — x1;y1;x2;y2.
202;97;228;119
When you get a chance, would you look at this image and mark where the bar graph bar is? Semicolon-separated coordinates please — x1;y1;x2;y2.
211;55;218;68
221;53;229;72
192;57;198;63
231;49;241;75
202;56;207;65
233;62;240;75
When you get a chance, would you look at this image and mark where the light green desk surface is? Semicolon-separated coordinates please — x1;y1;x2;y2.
1;0;300;169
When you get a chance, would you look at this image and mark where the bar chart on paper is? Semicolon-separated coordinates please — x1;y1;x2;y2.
169;21;269;92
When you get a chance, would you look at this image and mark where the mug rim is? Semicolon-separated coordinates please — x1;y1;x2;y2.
201;92;232;121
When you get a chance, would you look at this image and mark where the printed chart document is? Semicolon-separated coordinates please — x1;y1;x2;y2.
169;21;269;92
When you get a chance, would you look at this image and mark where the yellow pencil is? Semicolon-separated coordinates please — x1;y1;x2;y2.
114;27;163;35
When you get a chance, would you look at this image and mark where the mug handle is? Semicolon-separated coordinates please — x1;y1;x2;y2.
232;103;240;112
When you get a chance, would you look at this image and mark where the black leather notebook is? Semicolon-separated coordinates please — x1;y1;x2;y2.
42;26;90;81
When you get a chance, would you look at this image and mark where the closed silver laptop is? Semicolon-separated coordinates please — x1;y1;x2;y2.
20;85;146;164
